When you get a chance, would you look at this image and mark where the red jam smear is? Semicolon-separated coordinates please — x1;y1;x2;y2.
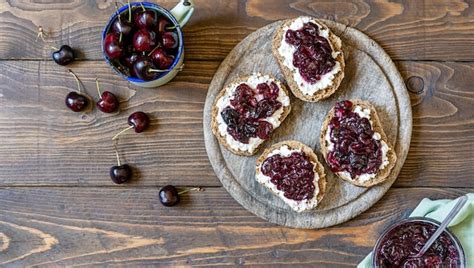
325;100;382;179
220;82;282;144
285;22;336;84
261;151;315;201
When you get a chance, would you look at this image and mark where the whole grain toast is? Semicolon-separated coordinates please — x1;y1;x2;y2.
255;140;327;212
211;74;292;156
319;99;397;187
272;17;345;102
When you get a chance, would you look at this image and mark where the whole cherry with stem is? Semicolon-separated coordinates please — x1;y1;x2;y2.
96;78;119;113
133;56;175;81
159;185;204;207
37;26;75;66
112;111;150;140
110;141;132;184
112;2;133;42
65;69;89;112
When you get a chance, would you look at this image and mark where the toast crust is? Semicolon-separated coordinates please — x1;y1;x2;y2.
211;74;292;156
272;17;345;102
319;99;397;187
255;140;327;211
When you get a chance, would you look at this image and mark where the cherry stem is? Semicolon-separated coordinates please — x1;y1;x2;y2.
119;32;123;43
114;141;121;166
127;0;132;22
49;46;59;51
36;26;47;43
147;44;162;56
149;68;172;73
115;2;121;23
166;25;177;30
95;78;102;97
68;69;82;93
140;2;145;11
178;187;204;195
112;125;134;141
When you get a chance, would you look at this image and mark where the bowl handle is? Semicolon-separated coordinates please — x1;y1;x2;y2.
170;0;195;27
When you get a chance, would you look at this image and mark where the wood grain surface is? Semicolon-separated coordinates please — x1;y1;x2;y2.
0;0;473;61
0;0;473;266
0;187;470;267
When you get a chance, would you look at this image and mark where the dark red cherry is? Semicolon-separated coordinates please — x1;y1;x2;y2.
159;185;180;206
161;32;178;49
128;111;150;133
112;17;133;37
134;9;158;29
122;53;139;68
104;33;123;59
133;29;157;52
52;45;75;66
133;56;158;81
65;91;88;112
110;164;132;184
97;91;119;113
157;17;171;32
150;48;174;69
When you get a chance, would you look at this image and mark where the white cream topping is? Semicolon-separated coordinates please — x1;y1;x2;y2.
324;105;391;182
278;16;342;96
256;145;320;213
215;73;290;153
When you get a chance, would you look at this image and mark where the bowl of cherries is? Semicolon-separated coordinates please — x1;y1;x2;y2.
102;0;194;88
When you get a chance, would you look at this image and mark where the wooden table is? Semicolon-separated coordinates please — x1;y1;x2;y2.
0;1;472;266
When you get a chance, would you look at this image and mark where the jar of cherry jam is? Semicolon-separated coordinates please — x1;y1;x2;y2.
372;217;466;268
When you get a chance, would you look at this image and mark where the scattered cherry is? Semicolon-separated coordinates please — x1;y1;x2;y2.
65;69;89;112
158;186;204;207
104;33;123;59
112;111;150;140
159;185;180;206
110;142;132;184
52;45;75;66
95;78;119;113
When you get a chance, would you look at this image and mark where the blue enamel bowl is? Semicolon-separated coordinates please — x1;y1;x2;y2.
102;2;184;88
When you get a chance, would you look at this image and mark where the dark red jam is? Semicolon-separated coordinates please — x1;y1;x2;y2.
325;100;382;179
285;22;336;84
375;221;461;268
220;82;282;144
261;151;315;201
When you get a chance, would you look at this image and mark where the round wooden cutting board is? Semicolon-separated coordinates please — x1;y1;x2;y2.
203;20;412;229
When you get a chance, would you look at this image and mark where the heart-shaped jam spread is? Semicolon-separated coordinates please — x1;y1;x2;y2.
285;22;336;84
375;221;461;267
220;82;283;144
261;150;315;201
326;100;383;178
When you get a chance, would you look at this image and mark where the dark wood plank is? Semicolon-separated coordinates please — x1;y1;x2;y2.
0;187;469;267
395;61;474;187
0;0;473;61
0;60;473;187
0;60;219;186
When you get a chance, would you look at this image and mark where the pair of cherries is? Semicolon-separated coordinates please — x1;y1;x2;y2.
65;70;119;114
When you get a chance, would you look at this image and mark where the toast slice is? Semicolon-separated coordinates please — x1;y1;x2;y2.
272;16;345;102
255;140;326;212
211;73;291;156
320;99;397;187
